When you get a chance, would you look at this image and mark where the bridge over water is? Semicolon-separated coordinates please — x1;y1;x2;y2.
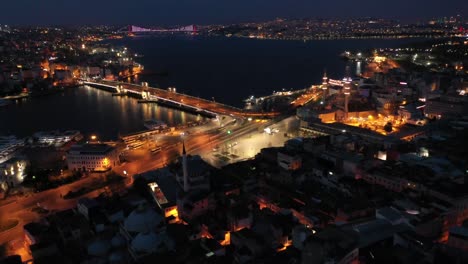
116;25;198;34
82;80;279;118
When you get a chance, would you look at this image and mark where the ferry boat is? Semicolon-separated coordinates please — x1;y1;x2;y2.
143;120;168;130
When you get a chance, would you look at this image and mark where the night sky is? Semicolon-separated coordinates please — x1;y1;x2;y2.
1;0;466;26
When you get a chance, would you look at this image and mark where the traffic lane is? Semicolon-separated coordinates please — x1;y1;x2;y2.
104;80;278;117
0;175;106;245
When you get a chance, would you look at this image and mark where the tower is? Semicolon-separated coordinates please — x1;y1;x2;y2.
343;66;352;119
321;70;328;102
182;142;189;192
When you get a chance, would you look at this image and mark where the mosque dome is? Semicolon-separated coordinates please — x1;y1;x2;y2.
111;233;126;248
108;250;126;264
131;231;162;253
87;239;111;257
124;205;163;233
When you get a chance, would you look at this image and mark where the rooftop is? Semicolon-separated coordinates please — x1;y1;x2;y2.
69;143;115;155
449;226;468;239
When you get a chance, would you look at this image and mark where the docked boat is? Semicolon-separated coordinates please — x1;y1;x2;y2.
0;135;24;163
33;130;82;146
143;119;168;130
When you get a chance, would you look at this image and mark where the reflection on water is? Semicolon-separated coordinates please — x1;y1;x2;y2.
356;61;362;76
2;37;421;139
181;111;186;124
0;86;203;140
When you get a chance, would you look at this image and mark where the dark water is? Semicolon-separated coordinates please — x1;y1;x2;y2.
113;36;418;106
1;36;419;140
0;87;203;140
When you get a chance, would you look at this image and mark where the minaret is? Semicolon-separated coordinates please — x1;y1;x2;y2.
321;70;328;102
182;142;189;192
343;66;351;119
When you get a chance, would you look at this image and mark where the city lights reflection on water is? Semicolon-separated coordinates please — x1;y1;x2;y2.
0;86;203;140
356;61;362;75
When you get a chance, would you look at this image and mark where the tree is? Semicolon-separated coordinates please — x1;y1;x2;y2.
384;122;393;133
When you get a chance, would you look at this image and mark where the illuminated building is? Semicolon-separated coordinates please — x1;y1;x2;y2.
0;158;28;190
424;95;468;120
66;143;119;172
277;151;302;171
227;205;253;232
148;178;180;223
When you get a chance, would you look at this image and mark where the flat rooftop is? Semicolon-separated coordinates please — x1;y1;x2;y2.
69;143;115;155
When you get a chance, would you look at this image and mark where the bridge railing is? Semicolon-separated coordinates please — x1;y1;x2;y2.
103;80;245;113
146;94;218;117
87;80;219;116
130;25;196;33
85;79;279;117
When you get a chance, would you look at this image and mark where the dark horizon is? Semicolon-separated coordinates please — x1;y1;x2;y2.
0;0;466;26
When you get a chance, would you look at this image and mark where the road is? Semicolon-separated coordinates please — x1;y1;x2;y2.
0;118;261;245
0;173;109;260
93;80;279;118
203;116;300;167
290;87;323;108
0;112;290;261
116;116;273;175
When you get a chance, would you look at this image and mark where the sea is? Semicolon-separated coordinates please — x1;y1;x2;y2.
0;35;421;140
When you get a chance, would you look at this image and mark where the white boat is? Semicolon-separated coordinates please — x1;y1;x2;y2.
33;130;81;145
0;136;24;163
144;119;168;130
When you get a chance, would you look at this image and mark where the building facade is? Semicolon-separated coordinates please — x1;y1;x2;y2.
67;143;119;172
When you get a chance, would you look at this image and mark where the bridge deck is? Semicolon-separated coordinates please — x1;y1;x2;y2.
86;80;279;118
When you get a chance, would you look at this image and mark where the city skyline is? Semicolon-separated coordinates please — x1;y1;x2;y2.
1;1;468;262
0;0;466;26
